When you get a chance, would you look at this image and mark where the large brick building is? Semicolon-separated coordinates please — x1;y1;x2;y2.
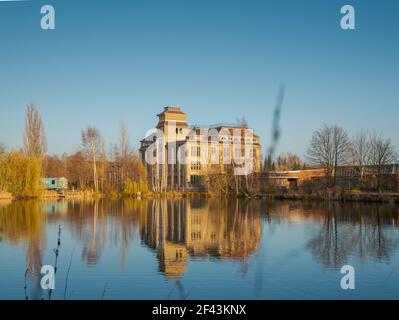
140;106;262;191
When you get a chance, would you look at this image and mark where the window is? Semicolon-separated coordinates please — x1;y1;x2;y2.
224;147;230;158
191;231;201;240
235;148;241;158
190;175;201;185
191;146;200;157
191;162;201;170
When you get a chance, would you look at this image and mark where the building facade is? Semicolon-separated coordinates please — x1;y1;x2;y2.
140;106;261;191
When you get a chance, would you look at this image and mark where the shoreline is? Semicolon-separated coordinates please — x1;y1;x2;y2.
261;191;399;204
2;190;399;204
0;192;13;200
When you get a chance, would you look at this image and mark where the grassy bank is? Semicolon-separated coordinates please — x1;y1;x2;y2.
261;190;399;203
3;188;399;204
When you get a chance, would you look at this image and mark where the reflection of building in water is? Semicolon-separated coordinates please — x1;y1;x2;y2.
45;201;68;215
141;201;188;277
187;201;261;259
140;199;261;278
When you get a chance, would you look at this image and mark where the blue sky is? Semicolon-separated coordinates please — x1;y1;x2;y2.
0;0;398;158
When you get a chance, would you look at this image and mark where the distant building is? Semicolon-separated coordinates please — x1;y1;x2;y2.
333;164;399;192
257;169;326;190
42;177;68;191
139;106;262;191
259;165;399;192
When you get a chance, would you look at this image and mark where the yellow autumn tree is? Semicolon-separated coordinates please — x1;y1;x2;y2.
0;151;42;197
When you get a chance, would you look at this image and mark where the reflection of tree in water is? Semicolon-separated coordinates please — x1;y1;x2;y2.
62;199;143;267
3;198;398;299
0;201;46;299
118;199;148;267
81;200;103;265
302;202;399;268
1;198;261;281
0;199;145;298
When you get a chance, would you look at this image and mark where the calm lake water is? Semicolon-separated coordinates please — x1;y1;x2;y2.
1;198;399;300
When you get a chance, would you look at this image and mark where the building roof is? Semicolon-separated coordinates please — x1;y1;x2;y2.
157;106;186;117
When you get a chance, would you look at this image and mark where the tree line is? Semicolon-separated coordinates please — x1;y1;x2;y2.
1;105;398;197
0;104;147;197
306;124;398;190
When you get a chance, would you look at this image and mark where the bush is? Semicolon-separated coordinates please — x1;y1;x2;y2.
0;151;42;197
265;184;276;194
301;180;319;195
123;179;149;197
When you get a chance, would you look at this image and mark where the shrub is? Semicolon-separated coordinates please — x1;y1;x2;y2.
0;151;42;197
123;179;149;196
265;184;276;194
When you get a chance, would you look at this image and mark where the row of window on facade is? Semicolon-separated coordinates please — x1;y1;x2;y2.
190;231;224;241
188;137;254;143
190;175;202;185
151;146;254;158
190;146;254;158
191;162;202;171
188;134;254;142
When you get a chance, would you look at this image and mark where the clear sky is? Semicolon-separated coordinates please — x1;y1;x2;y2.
0;0;398;158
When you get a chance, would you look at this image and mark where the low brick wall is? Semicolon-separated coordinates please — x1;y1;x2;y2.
255;169;326;190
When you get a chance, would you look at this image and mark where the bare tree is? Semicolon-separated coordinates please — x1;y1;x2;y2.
306;124;334;185
65;151;92;190
331;125;352;185
275;153;303;171
306;124;352;186
368;133;397;191
23;104;47;157
97;140;109;193
351;131;370;181
119;120;132;161
82;127;102;191
202;165;232;196
43;155;67;178
118;120;133;189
